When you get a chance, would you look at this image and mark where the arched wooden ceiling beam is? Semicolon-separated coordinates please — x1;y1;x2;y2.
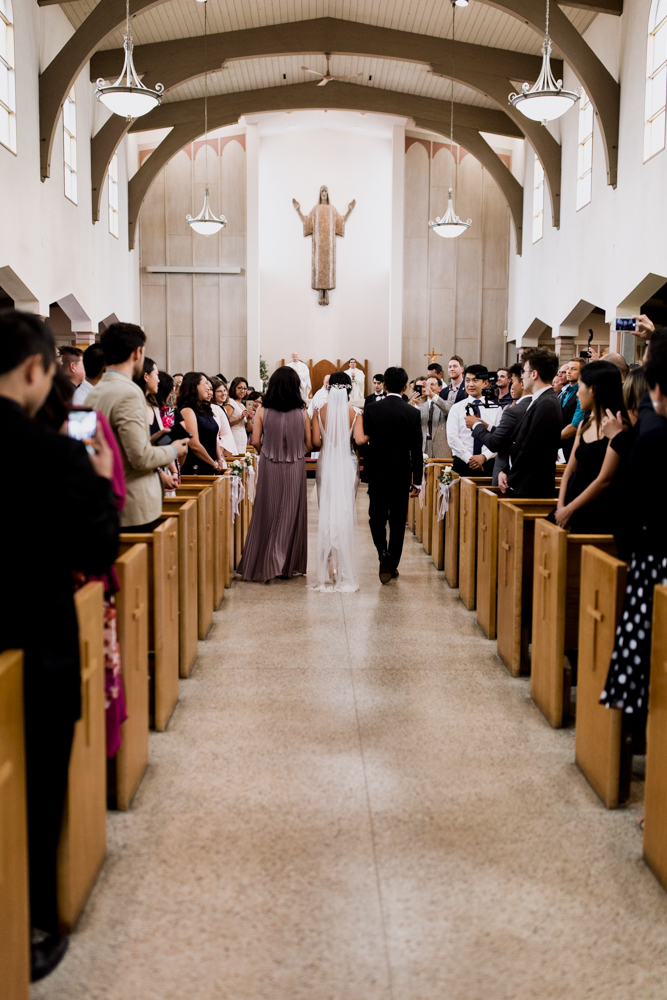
89;20;558;224
126;81;524;253
478;0;620;186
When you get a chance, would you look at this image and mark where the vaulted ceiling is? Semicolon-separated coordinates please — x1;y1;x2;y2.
37;0;623;252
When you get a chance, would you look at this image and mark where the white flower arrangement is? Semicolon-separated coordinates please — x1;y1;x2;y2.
423;452;429;465
230;459;245;478
438;467;453;486
243;452;254;467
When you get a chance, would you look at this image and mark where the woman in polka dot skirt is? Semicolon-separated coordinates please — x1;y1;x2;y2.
599;337;667;733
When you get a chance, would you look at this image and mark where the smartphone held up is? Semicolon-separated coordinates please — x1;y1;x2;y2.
67;408;97;454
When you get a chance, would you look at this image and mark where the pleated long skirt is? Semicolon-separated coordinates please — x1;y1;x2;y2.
238;457;308;582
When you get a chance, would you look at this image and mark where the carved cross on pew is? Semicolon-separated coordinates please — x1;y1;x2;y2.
586;589;605;666
537;539;551;621
501;530;511;587
80;639;99;748
132;585;146;669
480;513;488;562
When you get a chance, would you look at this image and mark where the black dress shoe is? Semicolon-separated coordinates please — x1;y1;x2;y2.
379;552;392;585
391;569;399;579
31;932;69;982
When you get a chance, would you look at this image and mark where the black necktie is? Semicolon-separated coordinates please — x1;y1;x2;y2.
472;404;482;455
427;400;435;440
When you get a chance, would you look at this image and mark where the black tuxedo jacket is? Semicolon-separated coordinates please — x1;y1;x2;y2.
472;395;531;477
0;397;119;723
363;395;423;487
365;391;387;407
507;387;562;498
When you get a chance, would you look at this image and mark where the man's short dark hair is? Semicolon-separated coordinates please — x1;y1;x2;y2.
498;367;511;377
521;347;559;384
373;373;384;382
83;343;106;379
427;363;444;374
0;309;56;375
100;322;146;365
465;364;489;380
509;363;523;380
60;346;83;366
450;355;465;367
384;366;408;394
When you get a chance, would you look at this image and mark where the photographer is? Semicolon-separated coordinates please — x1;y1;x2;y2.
465;363;530;486
420;375;452;459
446;365;503;476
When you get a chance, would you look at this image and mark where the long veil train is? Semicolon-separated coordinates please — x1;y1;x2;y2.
310;385;359;593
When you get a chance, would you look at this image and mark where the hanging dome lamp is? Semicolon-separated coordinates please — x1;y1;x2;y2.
186;0;226;236
95;0;163;119
509;0;579;123
429;0;471;239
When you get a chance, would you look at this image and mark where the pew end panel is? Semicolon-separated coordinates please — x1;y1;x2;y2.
180;475;227;609
423;463;438;556
430;462;451;571
0;649;29;1000
574;546;627;808
644;585;667;890
161;497;199;678
57;582;106;932
175;485;214;638
459;477;493;611
475;488;505;639
443;475;461;588
415;479;424;543
531;521;616;729
113;544;149;811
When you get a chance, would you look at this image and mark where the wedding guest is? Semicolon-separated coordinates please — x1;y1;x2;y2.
409;377;428;407
554;361;630;533
238;366;311;582
225;376;252;454
466;362;531;486
72;343;106;405
420;375;451;459
157;370;176;428
497;367;513;407
137;357;179;491
560;357;585;461
59;346;85;389
365;374;386;407
553;364;568;394
623;366;650;425
503;348;561;498
172;373;184;394
447;365;503;476
603;353;630;381
177;372;222;475
427;362;444;379
440;355;466;404
210;376;237;456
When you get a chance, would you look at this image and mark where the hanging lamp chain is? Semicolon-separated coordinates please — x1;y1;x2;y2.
203;0;208;190
450;1;455;196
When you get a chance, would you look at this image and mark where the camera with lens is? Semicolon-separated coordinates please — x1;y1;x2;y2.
465;370;501;414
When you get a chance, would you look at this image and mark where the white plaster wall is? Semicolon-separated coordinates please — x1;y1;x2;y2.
0;0;139;326
257;120;393;375
508;1;667;356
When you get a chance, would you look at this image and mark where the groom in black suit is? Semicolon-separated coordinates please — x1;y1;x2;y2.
362;367;423;583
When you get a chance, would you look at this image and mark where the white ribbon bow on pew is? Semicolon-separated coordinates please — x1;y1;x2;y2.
437;482;450;521
418;463;437;508
231;476;246;522
246;465;256;504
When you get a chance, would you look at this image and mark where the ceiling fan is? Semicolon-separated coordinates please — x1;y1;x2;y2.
301;53;363;86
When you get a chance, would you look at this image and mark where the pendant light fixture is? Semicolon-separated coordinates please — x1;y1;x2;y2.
95;0;163;119
429;1;471;240
186;0;227;236
509;0;579;123
185;0;227;236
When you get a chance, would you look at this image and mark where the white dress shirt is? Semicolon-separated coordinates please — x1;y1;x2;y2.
446;395;504;465
72;379;94;406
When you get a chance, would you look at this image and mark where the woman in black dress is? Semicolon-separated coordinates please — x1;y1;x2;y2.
137;356;179;491
177;372;222;475
554;360;630;534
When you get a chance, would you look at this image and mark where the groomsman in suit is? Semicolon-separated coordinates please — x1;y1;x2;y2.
466;363;530;485
447;365;503;476
440;355;467;404
365;374;387;407
496;367;514;407
504;348;562;498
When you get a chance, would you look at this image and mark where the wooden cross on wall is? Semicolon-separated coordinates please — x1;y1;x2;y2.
424;347;442;364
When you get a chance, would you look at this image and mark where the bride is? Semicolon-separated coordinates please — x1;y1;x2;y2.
310;372;367;592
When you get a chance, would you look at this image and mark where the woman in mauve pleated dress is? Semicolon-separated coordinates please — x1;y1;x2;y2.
238;366;311;582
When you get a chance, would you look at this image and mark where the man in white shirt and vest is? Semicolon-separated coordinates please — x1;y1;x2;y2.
446;364;503;477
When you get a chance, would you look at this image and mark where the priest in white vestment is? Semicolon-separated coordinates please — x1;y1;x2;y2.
288;352;311;402
308;374;330;417
343;358;365;408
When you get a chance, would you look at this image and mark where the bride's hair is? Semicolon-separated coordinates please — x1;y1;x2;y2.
328;371;352;395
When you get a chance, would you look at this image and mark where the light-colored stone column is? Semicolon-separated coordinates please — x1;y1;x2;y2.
245;122;261;388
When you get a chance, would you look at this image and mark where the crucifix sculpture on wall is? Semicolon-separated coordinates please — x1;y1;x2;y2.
292;185;356;305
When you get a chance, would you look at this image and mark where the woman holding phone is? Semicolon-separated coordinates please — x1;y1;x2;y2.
177;372;223;475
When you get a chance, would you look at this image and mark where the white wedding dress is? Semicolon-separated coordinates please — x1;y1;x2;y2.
310;385;359;593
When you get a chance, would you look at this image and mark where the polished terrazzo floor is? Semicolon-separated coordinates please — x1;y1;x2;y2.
33;483;667;1000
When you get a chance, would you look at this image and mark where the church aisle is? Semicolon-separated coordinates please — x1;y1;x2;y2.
33;486;667;1000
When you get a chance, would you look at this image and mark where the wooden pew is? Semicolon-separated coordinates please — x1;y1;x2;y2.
422;463;437;556
496;499;558;676
444;474;461;588
458;477;493;610
530;519;616;728
430;461;452;571
415;478;424;543
181;474;228;609
407;494;416;534
160;498;198;678
175;484;214;638
574;546;627;807
57;582;106;931
0;650;29;1000
113;544;149;811
644;585;667;892
119;519;180;731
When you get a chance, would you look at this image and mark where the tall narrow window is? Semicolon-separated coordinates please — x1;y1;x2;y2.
645;0;667;161
63;86;77;204
0;0;16;153
576;89;593;209
532;156;544;244
108;153;119;237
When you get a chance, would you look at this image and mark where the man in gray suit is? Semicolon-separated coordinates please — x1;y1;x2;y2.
465;363;530;485
88;323;189;530
420;375;452;459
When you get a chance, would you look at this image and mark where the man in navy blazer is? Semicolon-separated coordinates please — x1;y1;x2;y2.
439;355;466;405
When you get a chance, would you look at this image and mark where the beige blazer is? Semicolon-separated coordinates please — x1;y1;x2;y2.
420;396;452;460
87;370;175;527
